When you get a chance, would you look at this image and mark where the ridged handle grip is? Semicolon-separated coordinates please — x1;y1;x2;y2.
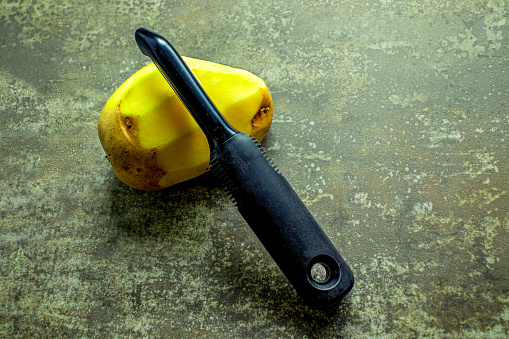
211;133;354;309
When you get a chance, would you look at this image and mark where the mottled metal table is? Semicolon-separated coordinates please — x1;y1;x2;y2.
1;1;508;337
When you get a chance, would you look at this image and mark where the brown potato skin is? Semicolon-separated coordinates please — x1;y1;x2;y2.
99;105;166;190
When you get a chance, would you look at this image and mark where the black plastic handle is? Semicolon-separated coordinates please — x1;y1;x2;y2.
210;134;354;309
135;28;354;309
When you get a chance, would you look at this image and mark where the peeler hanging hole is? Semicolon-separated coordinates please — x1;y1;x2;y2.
307;255;341;290
310;262;330;284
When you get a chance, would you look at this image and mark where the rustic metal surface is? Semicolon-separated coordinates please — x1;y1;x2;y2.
1;0;508;337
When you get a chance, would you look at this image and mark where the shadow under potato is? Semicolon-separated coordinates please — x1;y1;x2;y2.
107;170;225;237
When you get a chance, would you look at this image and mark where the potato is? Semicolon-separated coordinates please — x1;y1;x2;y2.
98;57;273;190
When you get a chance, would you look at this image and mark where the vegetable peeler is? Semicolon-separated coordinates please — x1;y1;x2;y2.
135;28;354;310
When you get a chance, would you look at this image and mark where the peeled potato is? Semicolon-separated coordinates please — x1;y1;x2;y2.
98;57;273;190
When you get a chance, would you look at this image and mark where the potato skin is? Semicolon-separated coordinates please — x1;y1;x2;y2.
98;59;273;191
99;106;166;190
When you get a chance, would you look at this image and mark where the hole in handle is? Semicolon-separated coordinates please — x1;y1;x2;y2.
307;255;341;291
310;262;330;283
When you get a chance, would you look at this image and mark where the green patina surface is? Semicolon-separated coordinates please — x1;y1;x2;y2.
1;0;508;337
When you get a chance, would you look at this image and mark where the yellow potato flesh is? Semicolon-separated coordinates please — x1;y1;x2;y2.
98;57;273;190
